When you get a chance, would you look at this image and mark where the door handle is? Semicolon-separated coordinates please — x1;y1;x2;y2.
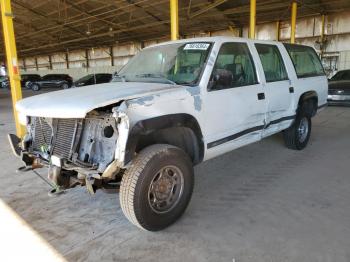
257;93;265;100
289;86;294;93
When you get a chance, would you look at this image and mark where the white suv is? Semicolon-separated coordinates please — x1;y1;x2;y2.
10;37;328;231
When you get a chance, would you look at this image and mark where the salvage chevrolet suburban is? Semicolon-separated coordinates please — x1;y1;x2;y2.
9;37;328;231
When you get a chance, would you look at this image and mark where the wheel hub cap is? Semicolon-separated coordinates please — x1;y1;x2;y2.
298;117;309;143
148;166;184;214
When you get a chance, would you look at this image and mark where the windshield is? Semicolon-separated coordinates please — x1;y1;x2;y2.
113;42;212;85
77;74;93;82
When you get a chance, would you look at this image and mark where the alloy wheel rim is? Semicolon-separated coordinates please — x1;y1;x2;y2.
148;165;184;214
298;117;309;143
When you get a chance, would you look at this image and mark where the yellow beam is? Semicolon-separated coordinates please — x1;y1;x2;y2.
290;1;297;44
170;0;179;40
249;0;256;39
276;21;280;41
1;0;25;137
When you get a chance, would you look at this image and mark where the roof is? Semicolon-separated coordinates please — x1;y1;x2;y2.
0;0;350;58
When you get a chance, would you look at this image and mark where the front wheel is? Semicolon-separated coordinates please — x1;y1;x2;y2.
119;144;194;231
283;112;311;150
31;83;40;91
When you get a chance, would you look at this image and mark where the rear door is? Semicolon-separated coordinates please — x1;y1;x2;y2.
254;43;294;137
202;41;267;159
41;75;55;88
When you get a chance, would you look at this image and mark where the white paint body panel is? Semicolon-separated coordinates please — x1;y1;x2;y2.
16;82;177;118
16;36;328;165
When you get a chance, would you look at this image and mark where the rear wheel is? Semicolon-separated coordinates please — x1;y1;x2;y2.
283;109;312;150
61;83;69;89
120;144;194;231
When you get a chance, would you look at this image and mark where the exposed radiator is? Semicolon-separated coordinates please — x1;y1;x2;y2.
31;117;82;159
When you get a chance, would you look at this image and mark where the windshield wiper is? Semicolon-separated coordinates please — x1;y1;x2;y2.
135;73;176;85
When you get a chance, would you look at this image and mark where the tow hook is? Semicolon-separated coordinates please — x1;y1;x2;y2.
48;186;65;197
85;173;102;195
17;163;63;196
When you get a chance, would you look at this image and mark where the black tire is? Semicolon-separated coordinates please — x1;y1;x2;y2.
120;144;194;231
31;84;40;91
283;109;312;150
61;83;69;89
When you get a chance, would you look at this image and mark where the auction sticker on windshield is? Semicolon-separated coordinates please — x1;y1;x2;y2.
184;43;210;50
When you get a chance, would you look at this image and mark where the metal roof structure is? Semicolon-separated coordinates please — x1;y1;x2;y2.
1;0;350;57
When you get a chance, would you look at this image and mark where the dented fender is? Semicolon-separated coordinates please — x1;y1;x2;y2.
108;85;205;168
112;102;130;167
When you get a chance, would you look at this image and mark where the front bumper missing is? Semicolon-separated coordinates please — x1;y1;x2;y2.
8;133;121;195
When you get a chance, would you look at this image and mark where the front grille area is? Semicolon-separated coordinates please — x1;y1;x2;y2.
329;89;350;95
31;117;82;159
32;118;52;153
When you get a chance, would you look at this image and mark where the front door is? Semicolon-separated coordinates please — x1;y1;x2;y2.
202;41;267;160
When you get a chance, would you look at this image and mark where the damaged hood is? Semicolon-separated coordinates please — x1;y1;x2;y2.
16;82;177;118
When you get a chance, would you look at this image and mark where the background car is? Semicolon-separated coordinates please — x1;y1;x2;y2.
73;73;112;87
21;74;41;88
27;74;73;91
0;75;8;88
0;74;42;89
328;69;350;106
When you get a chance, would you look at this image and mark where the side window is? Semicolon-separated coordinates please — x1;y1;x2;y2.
255;44;288;82
284;44;325;78
96;74;111;83
209;42;257;91
96;74;104;84
343;71;350;80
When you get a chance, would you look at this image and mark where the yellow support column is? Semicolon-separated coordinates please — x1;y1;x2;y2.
170;0;179;40
290;1;297;44
249;0;256;39
1;0;25;137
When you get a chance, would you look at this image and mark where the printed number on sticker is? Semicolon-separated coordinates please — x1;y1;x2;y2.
184;43;210;50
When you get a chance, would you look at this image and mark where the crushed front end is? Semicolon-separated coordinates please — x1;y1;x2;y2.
8;108;127;195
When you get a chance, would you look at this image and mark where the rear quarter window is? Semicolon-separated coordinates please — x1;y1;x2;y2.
284;44;325;78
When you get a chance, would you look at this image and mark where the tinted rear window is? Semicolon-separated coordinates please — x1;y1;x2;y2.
284;44;325;78
42;74;67;80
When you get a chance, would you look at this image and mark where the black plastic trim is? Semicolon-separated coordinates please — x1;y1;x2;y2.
207;115;295;149
124;114;204;165
257;93;265;100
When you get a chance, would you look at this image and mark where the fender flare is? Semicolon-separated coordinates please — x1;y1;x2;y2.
123;113;204;165
298;91;318;117
299;91;318;104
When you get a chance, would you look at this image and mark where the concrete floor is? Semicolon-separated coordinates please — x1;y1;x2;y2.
1;88;350;262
